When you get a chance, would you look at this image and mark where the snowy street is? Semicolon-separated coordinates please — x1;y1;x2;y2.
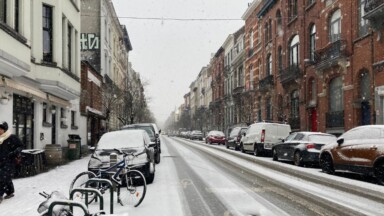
2;135;384;215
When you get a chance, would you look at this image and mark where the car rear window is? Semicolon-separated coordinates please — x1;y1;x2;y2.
123;126;155;138
308;135;337;144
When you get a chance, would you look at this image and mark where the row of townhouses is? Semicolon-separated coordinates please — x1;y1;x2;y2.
0;0;148;162
168;0;384;136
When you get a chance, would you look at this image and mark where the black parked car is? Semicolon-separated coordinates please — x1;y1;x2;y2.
272;132;337;167
121;123;161;164
88;130;156;183
226;127;248;150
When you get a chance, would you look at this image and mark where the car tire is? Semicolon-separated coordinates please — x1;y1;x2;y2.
320;153;335;174
240;143;245;153
147;172;155;184
155;152;161;164
254;144;261;156
294;151;303;167
225;143;229;149
374;161;384;185
209;140;212;145
235;145;239;151
272;148;278;161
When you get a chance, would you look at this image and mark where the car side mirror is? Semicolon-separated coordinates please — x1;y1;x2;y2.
155;134;159;138
89;146;96;153
159;129;162;134
243;132;246;136
337;137;344;145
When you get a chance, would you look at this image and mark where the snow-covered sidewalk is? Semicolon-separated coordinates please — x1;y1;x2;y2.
1;138;184;216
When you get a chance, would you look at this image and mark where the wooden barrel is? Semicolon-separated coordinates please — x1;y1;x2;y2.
44;144;63;166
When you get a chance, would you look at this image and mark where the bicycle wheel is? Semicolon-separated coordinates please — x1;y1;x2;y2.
118;170;147;207
69;171;98;204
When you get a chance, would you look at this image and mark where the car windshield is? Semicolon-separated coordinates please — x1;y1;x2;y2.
97;131;145;149
308;134;337;144
123;126;155;139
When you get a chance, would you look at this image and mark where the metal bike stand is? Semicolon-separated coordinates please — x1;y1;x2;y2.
47;200;89;216
85;178;114;214
70;188;104;212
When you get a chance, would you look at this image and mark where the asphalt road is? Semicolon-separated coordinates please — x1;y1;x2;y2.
163;136;384;216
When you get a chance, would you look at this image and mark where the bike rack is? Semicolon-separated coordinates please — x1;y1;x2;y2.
85;178;114;214
70;188;104;212
47;200;89;216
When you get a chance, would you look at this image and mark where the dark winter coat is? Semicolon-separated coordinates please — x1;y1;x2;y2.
0;134;23;180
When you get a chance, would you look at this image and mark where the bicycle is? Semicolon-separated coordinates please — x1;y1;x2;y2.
69;148;147;207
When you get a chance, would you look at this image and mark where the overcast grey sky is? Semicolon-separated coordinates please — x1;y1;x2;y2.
112;0;252;125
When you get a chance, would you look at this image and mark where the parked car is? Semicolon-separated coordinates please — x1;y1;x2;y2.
205;130;226;145
240;122;291;156
319;125;384;185
272;132;337;166
190;130;204;140
121;123;161;164
226;127;248;150
88;130;156;183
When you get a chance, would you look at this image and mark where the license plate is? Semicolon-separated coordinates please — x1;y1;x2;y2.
264;143;273;149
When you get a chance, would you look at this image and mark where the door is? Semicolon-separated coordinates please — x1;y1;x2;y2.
361;101;370;125
311;109;317;131
13;95;34;149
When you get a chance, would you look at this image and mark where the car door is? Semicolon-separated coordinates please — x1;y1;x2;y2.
280;133;302;160
286;133;305;161
348;127;381;168
243;125;255;151
332;128;362;167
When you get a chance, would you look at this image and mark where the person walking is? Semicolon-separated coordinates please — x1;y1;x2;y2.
0;121;23;203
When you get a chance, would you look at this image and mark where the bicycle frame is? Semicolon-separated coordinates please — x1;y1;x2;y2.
96;157;127;185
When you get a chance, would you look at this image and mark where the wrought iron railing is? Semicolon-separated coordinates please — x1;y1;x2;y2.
364;0;384;13
233;86;244;95
314;40;347;69
258;75;274;92
326;111;344;128
279;64;302;85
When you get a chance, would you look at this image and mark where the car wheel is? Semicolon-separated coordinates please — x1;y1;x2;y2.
147;162;155;184
272;148;278;161
147;172;155;184
225;143;229;149
374;161;384;185
320;153;335;174
155;151;161;164
235;145;239;151
294;151;303;167
209;140;212;145
254;144;261;156
240;143;245;153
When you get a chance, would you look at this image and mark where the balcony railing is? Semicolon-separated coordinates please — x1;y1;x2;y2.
364;0;384;31
314;40;347;71
233;86;244;95
279;64;302;86
326;111;344;128
258;75;274;92
289;117;300;130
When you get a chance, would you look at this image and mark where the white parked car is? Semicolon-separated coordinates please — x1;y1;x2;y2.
240;122;291;156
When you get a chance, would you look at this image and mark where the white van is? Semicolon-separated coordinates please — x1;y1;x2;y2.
240;122;291;156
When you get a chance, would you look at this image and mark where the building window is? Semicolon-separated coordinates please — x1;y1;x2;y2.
290;35;300;66
278;46;283;72
250;30;254;49
276;10;282;35
358;0;369;37
250;64;254;90
329;77;343;112
266;54;272;76
14;0;19;32
258;97;262;121
288;0;298;21
264;23;269;44
360;71;370;101
258;59;262;79
43;5;53;62
266;97;272;120
43;103;48;122
71;110;75;127
309;25;316;62
330;9;341;42
291;90;300;118
0;0;6;23
308;78;317;102
68;24;72;71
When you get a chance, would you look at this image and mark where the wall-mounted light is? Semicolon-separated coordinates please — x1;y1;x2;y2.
0;91;11;105
50;106;56;114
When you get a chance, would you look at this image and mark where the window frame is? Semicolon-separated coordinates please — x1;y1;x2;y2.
289;35;300;66
329;9;341;43
309;25;316;62
329;77;343;112
43;4;53;62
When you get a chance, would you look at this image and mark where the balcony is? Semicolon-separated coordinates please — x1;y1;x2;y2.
279;64;302;87
233;86;244;96
313;40;347;71
289;117;300;130
364;0;384;32
326;111;344;128
258;75;274;92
